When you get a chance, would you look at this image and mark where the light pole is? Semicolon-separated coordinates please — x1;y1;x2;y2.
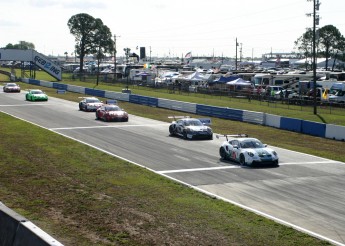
113;34;120;80
235;38;238;70
307;0;320;114
150;46;152;63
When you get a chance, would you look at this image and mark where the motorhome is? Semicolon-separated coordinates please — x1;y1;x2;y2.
253;73;314;91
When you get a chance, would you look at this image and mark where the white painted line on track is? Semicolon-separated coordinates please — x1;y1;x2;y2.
1;109;344;246
158;165;240;174
50;123;169;130
281;160;342;165
159;160;342;174
0;103;52;107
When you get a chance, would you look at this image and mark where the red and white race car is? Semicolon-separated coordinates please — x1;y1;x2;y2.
95;104;128;122
3;83;21;92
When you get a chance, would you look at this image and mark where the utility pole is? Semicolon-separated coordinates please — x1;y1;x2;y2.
150;46;152;63
307;0;320;114
240;43;243;62
235;38;238;70
113;34;120;79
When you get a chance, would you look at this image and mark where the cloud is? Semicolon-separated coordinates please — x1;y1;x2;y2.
28;0;106;9
0;19;19;27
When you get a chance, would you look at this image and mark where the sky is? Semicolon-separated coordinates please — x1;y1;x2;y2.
1;0;345;60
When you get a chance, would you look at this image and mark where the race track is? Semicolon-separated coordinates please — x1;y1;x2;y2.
1;91;345;246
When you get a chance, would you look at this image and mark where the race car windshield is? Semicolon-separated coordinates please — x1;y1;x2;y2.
240;140;264;149
105;106;120;111
86;99;100;103
7;83;17;87
32;91;43;94
185;120;203;126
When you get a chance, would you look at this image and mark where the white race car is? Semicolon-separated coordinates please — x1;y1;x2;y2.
217;134;279;166
79;97;103;112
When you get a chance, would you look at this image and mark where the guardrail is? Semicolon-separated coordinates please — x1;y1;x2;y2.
21;78;345;141
0;202;62;246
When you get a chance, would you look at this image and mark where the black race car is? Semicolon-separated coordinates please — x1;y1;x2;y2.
169;116;213;140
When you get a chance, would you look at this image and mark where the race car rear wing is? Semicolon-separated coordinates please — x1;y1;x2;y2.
216;134;248;141
168;116;190;120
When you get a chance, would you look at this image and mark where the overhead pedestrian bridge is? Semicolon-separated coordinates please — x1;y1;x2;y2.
0;48;62;81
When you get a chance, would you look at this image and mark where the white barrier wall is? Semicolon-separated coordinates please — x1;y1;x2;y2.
105;91;130;102
158;98;197;113
40;80;54;88
264;114;281;128
67;85;86;94
243;111;265;125
325;124;345;141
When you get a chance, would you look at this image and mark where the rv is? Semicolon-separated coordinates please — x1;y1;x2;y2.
253;73;314;91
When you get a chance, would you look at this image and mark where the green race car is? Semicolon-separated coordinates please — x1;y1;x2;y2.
25;89;48;101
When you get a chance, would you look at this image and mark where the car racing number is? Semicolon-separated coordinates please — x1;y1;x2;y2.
231;151;236;160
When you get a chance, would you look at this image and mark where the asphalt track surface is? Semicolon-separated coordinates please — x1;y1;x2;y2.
1;91;345;246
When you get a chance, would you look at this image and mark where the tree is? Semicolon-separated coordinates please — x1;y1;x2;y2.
67;13;98;75
294;29;313;70
4;41;35;50
295;25;345;70
318;25;345;70
92;18;114;84
123;48;131;63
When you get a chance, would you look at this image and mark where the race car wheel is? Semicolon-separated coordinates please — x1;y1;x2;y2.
95;112;100;120
183;130;188;139
220;147;227;160
239;154;246;166
169;125;175;136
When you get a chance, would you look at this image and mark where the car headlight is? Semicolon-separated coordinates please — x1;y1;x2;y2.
272;151;277;156
248;152;254;157
207;128;213;133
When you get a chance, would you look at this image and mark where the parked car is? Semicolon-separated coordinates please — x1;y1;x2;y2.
329;90;345;103
266;86;284;97
274;89;294;100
